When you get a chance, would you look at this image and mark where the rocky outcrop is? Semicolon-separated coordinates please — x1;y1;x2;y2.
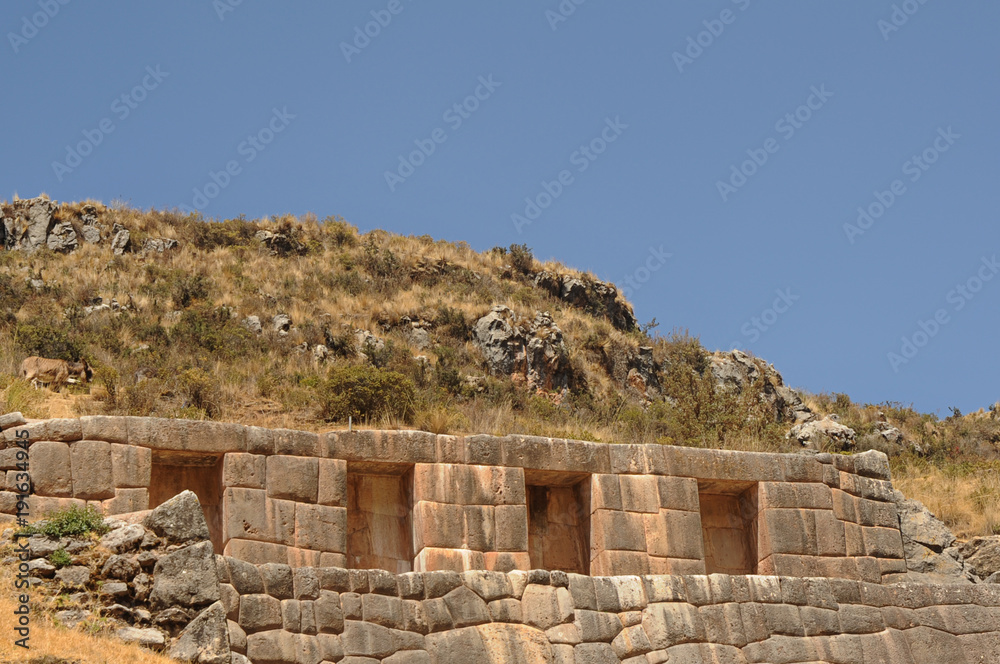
711;350;814;425
4;492;230;661
893;490;976;583
959;536;1000;580
533;271;637;331
1;197;113;253
473;306;574;391
787;415;857;451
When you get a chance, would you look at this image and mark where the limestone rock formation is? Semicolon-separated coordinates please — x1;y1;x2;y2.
473;306;573;391
787;415;857;451
533;271;637;331
1;196;59;251
959;536;1000;580
711;349;814;424
893;490;976;583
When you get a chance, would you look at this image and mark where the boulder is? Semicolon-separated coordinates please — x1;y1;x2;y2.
787;415;856;451
959;536;1000;579
100;523;147;553
46;221;78;252
242;315;262;334
102;553;140;580
272;313;292;335
142;238;178;254
473;305;523;376
118;626;166;648
169;601;231;664
893;491;975;582
111;223;131;255
55;565;91;588
143;490;211;544
150;541;221;609
533;271;637;331
713;350;814;425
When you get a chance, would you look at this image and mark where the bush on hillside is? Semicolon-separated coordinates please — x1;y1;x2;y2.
317;364;414;423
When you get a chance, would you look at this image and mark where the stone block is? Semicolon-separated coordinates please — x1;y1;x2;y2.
260;562;294;599
814;510;847;556
781;454;825;483
342;620;396;659
362;593;404;629
855;497;899;528
591;474;623;511
655;476;699;512
592;509;647;553
591;550;650;577
281;598;301;631
488;598;523;622
758;482;833;510
69;440;114;500
224;539;289;565
759;508;815;557
443;585;491;627
610;444;654;475
294;503;347;553
6;418;82;443
464;505;496;550
862;526;905;559
315;590;345;634
463;570;513;602
110;443;151;488
414;463;491;505
272;428;319;456
101;488;149;514
521;584;573;630
318;458;347;506
413;501;465;550
619;475;659;513
293;567;320;600
80;415;128;444
832;489;857;523
494;504;528;552
28;441;72;496
245;426;274;455
642;601;705;649
126;417;243;453
266;455;319;503
223;488;296;545
223;453;266;489
247;629;297;663
413;547;483;573
484;552;530;573
644;510;704;560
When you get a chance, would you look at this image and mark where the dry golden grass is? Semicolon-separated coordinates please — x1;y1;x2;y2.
892;459;1000;539
0;555;177;664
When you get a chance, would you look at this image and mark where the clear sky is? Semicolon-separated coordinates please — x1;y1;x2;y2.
3;1;997;416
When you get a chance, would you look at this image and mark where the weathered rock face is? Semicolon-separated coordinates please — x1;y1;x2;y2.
533;271;637;332
1;197;59;252
959;536;1000;580
143;489;211;544
472;306;574;391
787;415;857;451
710;350;813;425
893;490;976;583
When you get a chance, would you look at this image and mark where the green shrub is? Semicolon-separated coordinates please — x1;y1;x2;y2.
169;306;258;358
318;365;414;422
14;318;83;360
508;244;535;274
48;547;73;568
21;504;109;538
190;216;260;250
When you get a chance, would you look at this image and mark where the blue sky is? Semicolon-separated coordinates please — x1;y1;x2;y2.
3;1;998;415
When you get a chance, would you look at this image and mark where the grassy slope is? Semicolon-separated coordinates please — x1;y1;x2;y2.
1;201;998;537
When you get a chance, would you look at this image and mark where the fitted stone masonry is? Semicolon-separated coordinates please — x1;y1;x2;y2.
3;416;909;583
8;416;1000;663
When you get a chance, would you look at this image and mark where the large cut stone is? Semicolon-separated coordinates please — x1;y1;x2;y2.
169;601;231;664
143;490;211;544
150;541;221;609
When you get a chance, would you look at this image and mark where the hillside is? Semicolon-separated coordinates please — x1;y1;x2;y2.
2;195;999;537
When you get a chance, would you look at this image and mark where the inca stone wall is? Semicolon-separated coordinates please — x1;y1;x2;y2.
5;415;1000;662
216;559;1000;663
2;416;908;581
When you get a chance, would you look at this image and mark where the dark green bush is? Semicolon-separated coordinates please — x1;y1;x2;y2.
169;306;258;358
21;504;109;538
508;243;535;274
15;318;83;360
48;547;73;568
317;364;414;422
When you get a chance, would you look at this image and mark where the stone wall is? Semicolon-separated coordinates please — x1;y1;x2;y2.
2;416;906;582
214;558;1000;663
